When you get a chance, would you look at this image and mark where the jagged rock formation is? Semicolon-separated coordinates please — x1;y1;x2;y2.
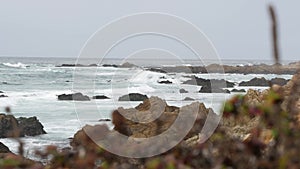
71;97;218;149
0;114;46;138
239;77;289;86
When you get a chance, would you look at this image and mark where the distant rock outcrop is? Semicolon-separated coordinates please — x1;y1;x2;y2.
56;64;98;67
183;76;235;88
119;62;137;68
118;93;148;101
0;114;46;138
239;77;289;87
159;63;299;74
102;64;118;68
58;93;90;101
239;77;269;86
146;68;167;74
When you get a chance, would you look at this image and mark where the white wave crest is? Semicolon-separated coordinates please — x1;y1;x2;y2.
2;62;28;68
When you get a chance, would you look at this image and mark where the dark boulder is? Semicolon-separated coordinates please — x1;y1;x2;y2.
56;64;85;67
270;78;289;86
183;76;235;88
179;88;188;93
98;119;111;122
0;114;46;138
102;64;118;68
158;80;172;84
17;117;47;136
0;94;8;98
92;95;110;99
0;91;3;93
58;93;90;101
0;142;10;153
118;93;148;101
239;77;269;86
231;89;246;93
0;114;20;138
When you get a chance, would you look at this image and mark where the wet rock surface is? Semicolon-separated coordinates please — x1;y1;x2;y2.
0;142;10;153
92;95;110;99
157;80;172;84
239;77;269;86
71;97;218;149
0;94;8;98
58;93;90;101
231;89;246;92
118;93;148;101
17;117;47;136
183;76;235;88
0;114;46;138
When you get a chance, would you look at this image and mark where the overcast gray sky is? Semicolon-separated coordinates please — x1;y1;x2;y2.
0;0;299;61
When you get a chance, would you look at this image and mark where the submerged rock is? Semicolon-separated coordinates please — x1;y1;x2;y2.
146;68;167;74
179;88;188;93
183;97;195;101
0;114;46;138
118;93;148;101
199;86;230;93
98;119;111;122
58;93;90;101
0;94;8;98
158;80;172;84
92;95;110;99
231;89;246;93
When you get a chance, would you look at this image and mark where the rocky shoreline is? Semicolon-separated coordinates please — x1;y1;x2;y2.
56;61;300;75
0;70;299;168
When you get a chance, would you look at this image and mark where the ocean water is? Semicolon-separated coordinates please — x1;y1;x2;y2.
0;57;293;160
